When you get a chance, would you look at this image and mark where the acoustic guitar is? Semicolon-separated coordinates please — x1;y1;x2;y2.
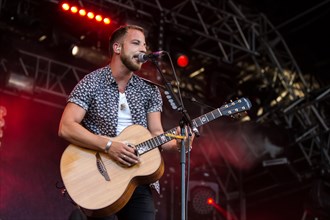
60;97;251;217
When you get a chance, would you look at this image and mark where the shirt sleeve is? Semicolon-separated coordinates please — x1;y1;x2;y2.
147;85;163;113
67;73;95;111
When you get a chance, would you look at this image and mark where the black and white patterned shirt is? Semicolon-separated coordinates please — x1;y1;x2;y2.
68;65;163;137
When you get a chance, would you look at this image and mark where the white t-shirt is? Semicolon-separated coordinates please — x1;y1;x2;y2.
116;92;133;135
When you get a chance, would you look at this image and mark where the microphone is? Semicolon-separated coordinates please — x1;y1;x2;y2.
135;51;165;63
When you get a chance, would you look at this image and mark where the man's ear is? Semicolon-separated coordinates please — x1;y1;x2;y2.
114;43;121;53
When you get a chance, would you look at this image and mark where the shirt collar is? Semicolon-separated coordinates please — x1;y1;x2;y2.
106;65;139;86
105;65;115;84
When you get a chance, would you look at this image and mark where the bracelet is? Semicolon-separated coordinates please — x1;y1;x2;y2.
104;140;112;153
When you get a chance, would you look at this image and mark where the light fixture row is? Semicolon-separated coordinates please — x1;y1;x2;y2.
61;2;111;25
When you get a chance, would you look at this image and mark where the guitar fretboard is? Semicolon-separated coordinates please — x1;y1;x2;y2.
136;128;177;155
136;98;250;155
136;108;223;155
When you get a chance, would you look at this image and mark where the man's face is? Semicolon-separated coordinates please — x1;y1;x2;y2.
120;29;147;72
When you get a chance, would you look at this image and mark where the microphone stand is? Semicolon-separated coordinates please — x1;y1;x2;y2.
150;58;199;220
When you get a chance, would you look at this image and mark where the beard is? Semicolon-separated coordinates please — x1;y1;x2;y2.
120;51;140;72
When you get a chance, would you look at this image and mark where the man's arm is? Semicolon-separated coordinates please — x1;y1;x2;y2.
58;102;139;166
58;102;108;151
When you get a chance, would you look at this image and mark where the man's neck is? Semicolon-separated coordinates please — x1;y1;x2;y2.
109;62;133;93
111;58;134;76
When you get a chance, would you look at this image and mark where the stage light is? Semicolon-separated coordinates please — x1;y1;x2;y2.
87;12;94;19
177;54;189;68
71;45;79;56
6;72;35;93
189;67;205;78
189;181;219;215
79;9;86;16
207;198;215;205
71;45;109;66
61;3;70;11
103;18;111;25
70;6;78;13
190;186;217;215
95;15;103;22
38;35;47;42
60;3;111;25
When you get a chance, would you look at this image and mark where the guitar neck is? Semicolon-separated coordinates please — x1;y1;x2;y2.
136;105;227;155
136;97;251;155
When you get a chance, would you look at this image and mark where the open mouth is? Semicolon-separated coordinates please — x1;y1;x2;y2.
133;53;147;64
133;54;140;62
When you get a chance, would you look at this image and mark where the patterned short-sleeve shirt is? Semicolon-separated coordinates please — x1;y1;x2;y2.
68;65;163;137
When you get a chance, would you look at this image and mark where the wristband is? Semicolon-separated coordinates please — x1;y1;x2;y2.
104;140;112;153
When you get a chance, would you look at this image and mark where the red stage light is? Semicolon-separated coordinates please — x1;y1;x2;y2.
95;15;103;22
61;3;70;11
103;18;111;25
60;3;111;26
207;198;215;205
70;6;78;13
177;54;189;67
87;12;95;19
79;9;86;16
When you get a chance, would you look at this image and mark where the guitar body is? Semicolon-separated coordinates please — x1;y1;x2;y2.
60;125;164;217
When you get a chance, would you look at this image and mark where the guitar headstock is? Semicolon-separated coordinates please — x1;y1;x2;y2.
220;97;252;117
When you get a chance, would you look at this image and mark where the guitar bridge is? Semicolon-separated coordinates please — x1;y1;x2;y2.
96;152;110;181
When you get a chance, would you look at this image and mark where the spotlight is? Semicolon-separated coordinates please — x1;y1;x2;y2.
71;45;109;66
61;3;70;11
78;9;86;16
70;6;78;13
103;18;111;25
87;12;94;19
95;15;103;22
191;186;216;215
189;181;219;215
177;54;189;68
207;198;215;205
6;72;35;93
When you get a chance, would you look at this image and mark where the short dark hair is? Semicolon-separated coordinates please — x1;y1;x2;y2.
108;25;144;59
